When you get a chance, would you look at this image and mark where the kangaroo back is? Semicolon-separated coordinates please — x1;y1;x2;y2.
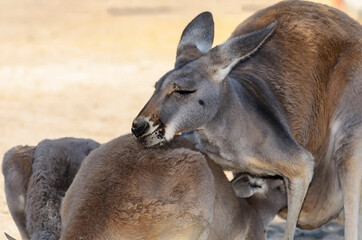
229;0;361;154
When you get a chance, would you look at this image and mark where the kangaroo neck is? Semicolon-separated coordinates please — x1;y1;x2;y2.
196;77;261;169
195;75;294;172
237;196;284;239
250;196;286;230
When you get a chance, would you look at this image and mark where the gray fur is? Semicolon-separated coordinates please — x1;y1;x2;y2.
2;137;100;240
3;146;34;240
176;12;214;68
133;3;362;240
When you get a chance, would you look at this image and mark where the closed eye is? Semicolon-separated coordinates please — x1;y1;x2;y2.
174;89;196;95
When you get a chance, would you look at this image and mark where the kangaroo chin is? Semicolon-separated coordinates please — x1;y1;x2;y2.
140;124;178;147
139;127;167;147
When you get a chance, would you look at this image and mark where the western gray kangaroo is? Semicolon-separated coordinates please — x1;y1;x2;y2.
60;134;286;240
132;1;362;239
2;138;100;240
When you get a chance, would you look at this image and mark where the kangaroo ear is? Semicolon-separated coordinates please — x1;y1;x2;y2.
231;173;267;198
207;21;277;82
3;145;35;178
175;12;214;68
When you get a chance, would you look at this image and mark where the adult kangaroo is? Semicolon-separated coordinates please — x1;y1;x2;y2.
61;134;287;240
132;1;362;240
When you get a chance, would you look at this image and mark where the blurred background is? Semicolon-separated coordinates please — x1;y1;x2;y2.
0;0;360;238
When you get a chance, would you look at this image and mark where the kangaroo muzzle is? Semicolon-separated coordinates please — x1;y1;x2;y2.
132;117;168;147
131;119;150;138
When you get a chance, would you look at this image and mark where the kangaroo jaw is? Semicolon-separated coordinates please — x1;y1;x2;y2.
139;127;167;147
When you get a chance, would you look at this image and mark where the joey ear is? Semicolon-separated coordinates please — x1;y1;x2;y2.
207;21;277;82
175;12;214;68
231;173;266;198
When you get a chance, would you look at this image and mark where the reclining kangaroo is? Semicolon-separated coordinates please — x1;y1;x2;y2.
2;138;100;240
132;1;362;239
61;134;287;240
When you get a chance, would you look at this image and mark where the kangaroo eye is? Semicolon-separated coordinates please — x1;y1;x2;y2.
174;90;196;95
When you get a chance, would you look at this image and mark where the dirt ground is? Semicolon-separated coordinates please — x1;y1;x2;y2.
0;0;355;239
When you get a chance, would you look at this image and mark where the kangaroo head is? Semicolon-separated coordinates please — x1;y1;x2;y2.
231;173;286;200
132;12;276;147
231;173;287;225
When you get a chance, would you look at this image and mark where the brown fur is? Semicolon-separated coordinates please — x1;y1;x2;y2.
228;0;362;231
230;1;361;153
131;1;361;239
61;134;287;240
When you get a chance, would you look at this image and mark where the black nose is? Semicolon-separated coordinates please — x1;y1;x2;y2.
131;120;150;138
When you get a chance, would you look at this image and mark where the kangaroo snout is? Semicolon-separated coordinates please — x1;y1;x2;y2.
131;118;150;138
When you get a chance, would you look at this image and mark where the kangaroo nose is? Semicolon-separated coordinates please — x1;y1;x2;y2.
131;119;150;138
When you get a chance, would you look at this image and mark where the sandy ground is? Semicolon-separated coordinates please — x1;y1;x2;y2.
0;0;355;239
